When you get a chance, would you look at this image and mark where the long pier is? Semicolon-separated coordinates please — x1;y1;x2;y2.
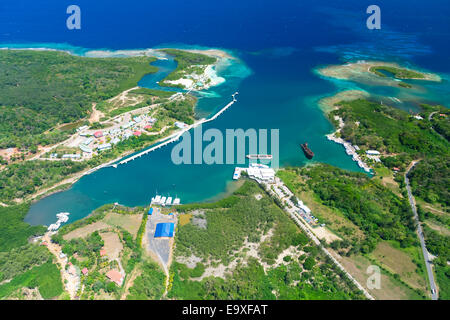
113;92;238;167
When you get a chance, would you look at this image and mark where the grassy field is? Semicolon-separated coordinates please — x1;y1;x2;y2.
0;261;63;299
338;254;424;300
369;241;427;291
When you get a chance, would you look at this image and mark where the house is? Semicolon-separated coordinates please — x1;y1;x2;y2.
133;116;142;123
100;248;107;257
97;143;112;151
366;150;381;155
68;265;77;276
94;131;103;138
174;121;187;129
133;131;142;137
76;125;88;132
106;269;124;286
110;137;121;145
62;154;81;160
80;145;92;153
144;125;152;130
81;268;88;276
393;167;401;172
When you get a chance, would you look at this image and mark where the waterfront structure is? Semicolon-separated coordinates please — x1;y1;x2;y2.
97;143;112;151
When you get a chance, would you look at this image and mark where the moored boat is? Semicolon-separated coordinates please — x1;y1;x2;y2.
300;143;314;159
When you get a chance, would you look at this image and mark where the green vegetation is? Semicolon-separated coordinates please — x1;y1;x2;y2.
280;164;417;254
0;261;63;299
159;49;216;88
168;181;365;300
130;87;175;99
435;265;450;300
332;99;448;157
174;181;305;265
0;128;172;203
398;82;412;88
0;50;157;151
408;157;449;207
0;243;52;282
126;260;166;300
159;95;197;124
369;66;425;79
0;160;89;202
0;203;46;252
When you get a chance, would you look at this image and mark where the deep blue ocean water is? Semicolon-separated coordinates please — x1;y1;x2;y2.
0;1;448;225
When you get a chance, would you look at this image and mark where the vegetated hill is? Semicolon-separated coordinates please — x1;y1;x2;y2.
169;181;365;300
0;50;157;150
408;157;450;207
331;99;448;157
159;49;217;86
283;164;417;254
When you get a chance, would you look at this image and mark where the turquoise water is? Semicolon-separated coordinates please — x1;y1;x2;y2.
22;45;450;227
24;47;367;226
4;0;446;227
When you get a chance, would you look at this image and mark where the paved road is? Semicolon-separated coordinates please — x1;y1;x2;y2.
405;161;438;300
261;178;375;300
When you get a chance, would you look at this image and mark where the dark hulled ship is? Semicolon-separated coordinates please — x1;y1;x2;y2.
300;143;314;159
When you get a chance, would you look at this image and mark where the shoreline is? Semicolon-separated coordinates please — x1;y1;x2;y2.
27;92;239;204
319;90;373;173
0;43;240;206
316;60;442;85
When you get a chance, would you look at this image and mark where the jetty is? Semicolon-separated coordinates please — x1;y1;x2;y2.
113;92;239;167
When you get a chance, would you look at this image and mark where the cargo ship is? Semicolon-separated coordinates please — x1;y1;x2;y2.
300;143;314;159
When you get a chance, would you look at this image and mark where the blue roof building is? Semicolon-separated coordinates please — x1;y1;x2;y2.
154;223;174;238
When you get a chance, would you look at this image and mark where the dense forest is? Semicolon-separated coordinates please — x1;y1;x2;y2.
169;181;365;300
0;203;45;252
0;50;157;150
331;99;448;157
282;164;417;254
408;157;449;207
0;203;62;299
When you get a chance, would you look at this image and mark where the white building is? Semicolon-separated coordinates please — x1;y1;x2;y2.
366;150;381;155
247;164;275;182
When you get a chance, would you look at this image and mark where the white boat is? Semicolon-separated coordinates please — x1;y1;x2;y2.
56;212;70;219
160;197;167;206
166;197;173;205
173;198;181;205
152;195;161;205
233;168;241;180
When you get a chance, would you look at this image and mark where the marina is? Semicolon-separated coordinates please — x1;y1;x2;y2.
151;194;181;206
47;212;70;231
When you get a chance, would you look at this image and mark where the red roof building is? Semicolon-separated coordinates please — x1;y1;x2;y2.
106;269;123;286
100;248;107;257
81;268;89;275
94;131;103;138
144;125;152;130
393;167;400;172
133;131;142;137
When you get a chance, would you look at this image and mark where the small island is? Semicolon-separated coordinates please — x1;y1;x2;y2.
317;61;441;89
